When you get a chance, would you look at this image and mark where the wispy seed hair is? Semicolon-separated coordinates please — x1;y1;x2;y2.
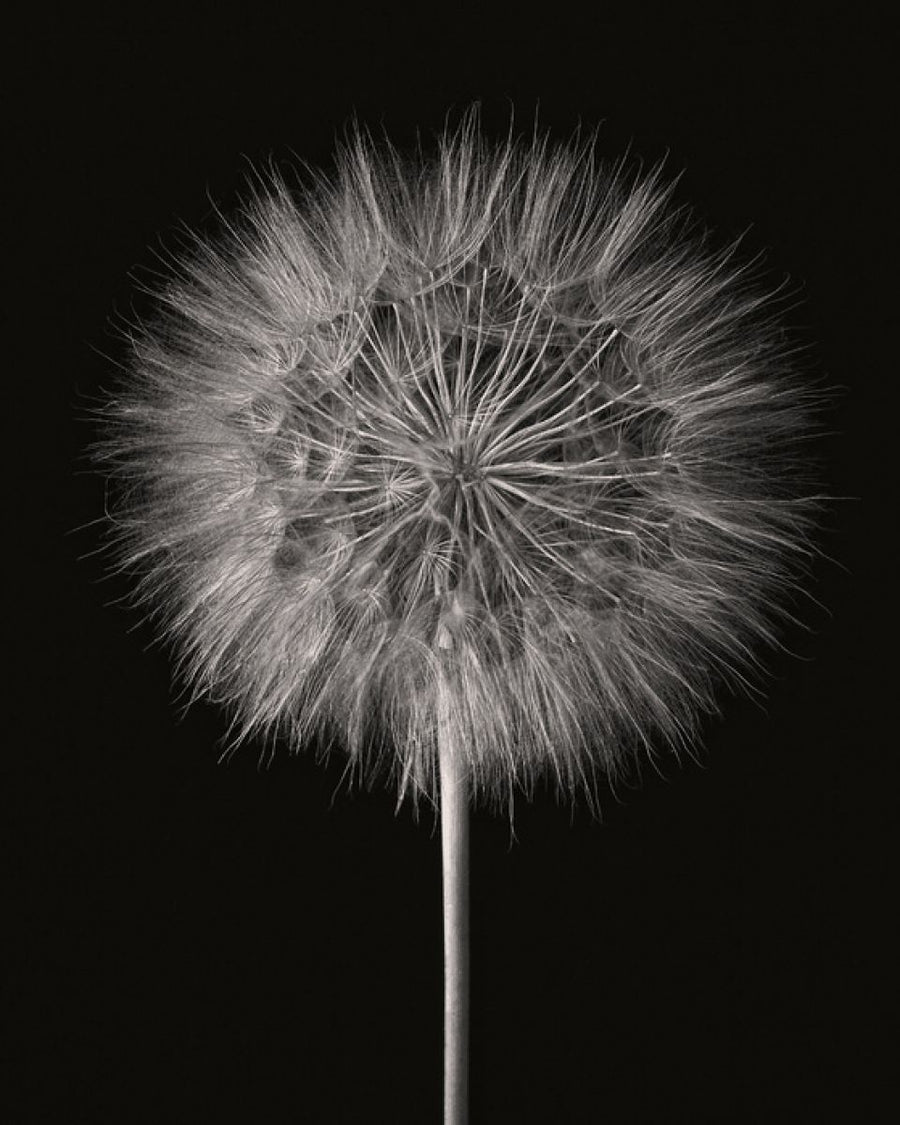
94;111;827;815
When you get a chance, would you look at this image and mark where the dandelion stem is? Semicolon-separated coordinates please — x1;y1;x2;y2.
438;701;470;1125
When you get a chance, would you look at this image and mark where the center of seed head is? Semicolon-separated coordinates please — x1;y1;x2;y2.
447;447;484;488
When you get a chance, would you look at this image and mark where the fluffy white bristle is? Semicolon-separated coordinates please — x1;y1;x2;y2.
96;111;825;814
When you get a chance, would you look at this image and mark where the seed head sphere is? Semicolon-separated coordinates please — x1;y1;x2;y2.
99;116;822;814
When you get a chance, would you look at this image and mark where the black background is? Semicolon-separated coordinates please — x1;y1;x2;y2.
11;10;889;1123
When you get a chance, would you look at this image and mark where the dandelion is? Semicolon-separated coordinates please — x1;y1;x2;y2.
94;109;826;1123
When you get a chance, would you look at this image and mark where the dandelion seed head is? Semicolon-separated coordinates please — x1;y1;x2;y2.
97;111;825;814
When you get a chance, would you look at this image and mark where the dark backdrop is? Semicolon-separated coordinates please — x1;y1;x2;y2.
12;10;888;1123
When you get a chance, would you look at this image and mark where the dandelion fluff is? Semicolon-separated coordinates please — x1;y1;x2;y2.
96;115;823;817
